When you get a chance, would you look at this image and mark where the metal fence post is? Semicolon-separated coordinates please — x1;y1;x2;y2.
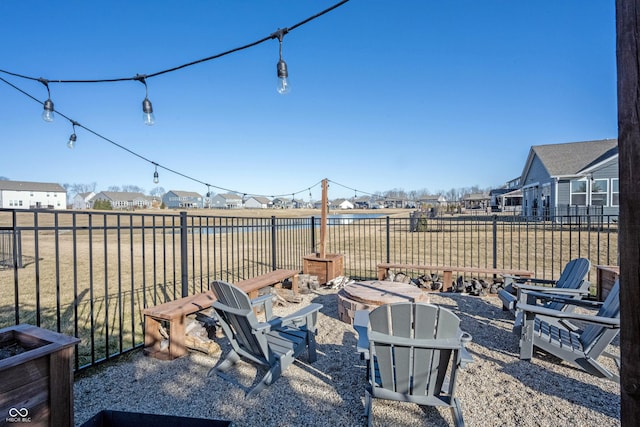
386;216;391;263
271;216;277;270
180;211;189;297
310;216;316;253
492;215;498;270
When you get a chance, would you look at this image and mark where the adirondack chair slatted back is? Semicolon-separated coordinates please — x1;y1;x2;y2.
580;279;620;353
547;258;591;311
211;280;268;359
369;303;460;399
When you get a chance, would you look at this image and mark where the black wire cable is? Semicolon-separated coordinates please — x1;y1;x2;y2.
0;75;327;198
0;0;349;84
0;1;357;199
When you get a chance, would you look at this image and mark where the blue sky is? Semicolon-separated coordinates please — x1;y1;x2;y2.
0;1;617;200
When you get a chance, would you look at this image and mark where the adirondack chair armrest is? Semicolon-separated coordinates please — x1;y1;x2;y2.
502;274;531;284
517;303;620;328
268;303;323;331
520;290;602;309
514;283;584;294
353;310;370;360
250;294;274;321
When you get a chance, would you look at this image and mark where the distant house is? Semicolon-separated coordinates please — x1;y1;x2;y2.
333;199;355;210
489;179;522;213
73;192;95;210
462;193;490;210
418;195;447;209
272;198;294;209
210;193;243;209
520;139;618;218
162;190;203;209
91;191;151;210
0;180;67;210
244;196;271;209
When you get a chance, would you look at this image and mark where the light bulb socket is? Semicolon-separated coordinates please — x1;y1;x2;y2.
142;98;154;114
67;133;77;149
277;59;288;78
42;98;55;122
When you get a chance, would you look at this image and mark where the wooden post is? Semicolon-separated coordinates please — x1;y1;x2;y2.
320;178;328;258
616;0;640;423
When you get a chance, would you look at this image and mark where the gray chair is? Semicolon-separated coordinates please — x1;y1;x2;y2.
209;280;322;397
499;258;592;331
517;279;620;382
354;303;473;427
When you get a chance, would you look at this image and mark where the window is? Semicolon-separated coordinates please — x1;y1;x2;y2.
570;180;587;205
591;179;608;206
612;179;619;206
19;201;23;206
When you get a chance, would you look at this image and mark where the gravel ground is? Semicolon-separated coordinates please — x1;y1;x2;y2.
74;288;620;427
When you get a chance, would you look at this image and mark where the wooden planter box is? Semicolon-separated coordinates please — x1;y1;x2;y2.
0;324;80;427
596;265;620;302
303;253;344;285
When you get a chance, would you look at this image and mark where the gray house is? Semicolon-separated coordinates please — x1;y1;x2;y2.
244;196;271;209
162;190;203;209
210;193;243;209
91;191;151;210
520;139;618;218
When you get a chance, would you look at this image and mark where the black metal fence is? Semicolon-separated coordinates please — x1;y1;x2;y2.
0;209;618;371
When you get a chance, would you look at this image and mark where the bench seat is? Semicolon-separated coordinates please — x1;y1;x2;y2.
143;268;299;360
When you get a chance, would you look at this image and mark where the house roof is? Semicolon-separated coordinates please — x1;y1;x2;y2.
95;191;146;202
249;196;271;204
0;180;66;192
168;190;202;198
217;193;242;201
527;139;618;178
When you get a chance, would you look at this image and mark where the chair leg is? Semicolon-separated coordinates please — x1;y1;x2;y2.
246;361;282;398
364;389;373;427
451;397;465;427
209;349;241;376
307;331;318;363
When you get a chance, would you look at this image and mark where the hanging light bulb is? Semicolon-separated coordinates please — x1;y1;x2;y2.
274;29;291;94
136;75;155;125
39;79;55;122
42;98;55;122
153;164;159;184
67;133;77;149
67;122;78;149
143;97;155;126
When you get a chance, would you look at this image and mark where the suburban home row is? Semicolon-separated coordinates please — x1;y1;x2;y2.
0;138;619;217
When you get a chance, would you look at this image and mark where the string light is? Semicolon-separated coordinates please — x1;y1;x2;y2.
67;121;78;149
136;75;155;126
0;1;356;200
274;29;291;94
38;78;54;122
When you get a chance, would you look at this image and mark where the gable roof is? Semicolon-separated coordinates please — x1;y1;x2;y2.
526;139;617;178
249;196;271;204
95;191;146;202
0;180;66;193
168;190;202;198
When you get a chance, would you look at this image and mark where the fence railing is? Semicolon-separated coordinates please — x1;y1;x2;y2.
0;209;618;371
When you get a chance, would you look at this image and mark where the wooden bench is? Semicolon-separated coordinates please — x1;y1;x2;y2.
377;263;534;292
143;268;299;360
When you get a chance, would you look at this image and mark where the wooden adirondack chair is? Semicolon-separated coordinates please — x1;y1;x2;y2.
517;279;620;382
354;302;473;427
499;258;592;331
209;280;322;397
